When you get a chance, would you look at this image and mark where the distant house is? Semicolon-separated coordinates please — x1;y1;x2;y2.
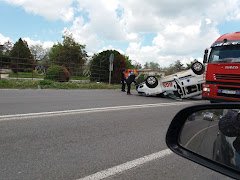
138;68;165;77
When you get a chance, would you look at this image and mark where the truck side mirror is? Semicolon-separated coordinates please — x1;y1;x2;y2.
203;49;208;63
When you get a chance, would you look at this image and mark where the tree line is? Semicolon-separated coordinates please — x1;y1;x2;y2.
0;35;198;82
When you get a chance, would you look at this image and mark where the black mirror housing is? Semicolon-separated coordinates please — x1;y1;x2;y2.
203;49;208;63
166;103;240;180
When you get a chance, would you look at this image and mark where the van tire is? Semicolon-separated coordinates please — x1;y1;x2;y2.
191;61;205;75
145;76;158;88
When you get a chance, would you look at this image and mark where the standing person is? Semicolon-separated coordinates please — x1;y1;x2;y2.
126;71;136;95
121;68;126;92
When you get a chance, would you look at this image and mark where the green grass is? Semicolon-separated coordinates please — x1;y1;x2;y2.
71;76;90;80
0;79;39;89
0;79;121;89
9;71;44;78
9;72;90;81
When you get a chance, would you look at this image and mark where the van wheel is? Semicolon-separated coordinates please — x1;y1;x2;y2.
145;76;158;88
191;61;205;75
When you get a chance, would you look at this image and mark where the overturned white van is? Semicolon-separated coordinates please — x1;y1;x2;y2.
136;61;205;99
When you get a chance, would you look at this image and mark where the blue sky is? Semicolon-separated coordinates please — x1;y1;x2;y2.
218;21;240;35
1;0;240;67
0;2;68;42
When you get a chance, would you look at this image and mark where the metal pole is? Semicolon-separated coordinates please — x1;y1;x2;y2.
109;53;114;85
0;44;3;79
109;70;111;85
0;56;1;80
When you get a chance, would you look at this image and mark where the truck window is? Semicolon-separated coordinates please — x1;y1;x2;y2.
209;45;240;63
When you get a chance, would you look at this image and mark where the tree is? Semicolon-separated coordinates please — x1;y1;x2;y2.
0;41;13;56
149;62;160;70
164;60;185;75
186;59;198;69
173;60;184;72
30;44;49;61
0;44;10;68
48;34;87;76
144;61;160;70
10;38;35;72
89;50;126;83
135;63;142;69
0;41;13;68
124;55;134;69
144;62;150;69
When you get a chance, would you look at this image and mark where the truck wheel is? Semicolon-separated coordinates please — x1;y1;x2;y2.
191;61;205;75
145;76;158;88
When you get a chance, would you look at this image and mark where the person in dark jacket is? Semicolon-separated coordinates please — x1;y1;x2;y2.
219;109;240;153
126;71;136;95
121;68;126;92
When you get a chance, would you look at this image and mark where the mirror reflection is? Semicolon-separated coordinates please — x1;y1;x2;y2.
180;109;240;171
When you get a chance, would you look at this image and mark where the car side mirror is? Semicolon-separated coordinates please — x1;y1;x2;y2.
166;103;240;179
203;49;208;63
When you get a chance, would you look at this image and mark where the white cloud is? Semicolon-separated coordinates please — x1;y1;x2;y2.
4;0;74;21
63;17;103;53
225;0;240;20
126;33;139;42
68;0;230;66
0;33;12;44
0;34;54;49
4;0;240;67
75;0;125;40
63;0;138;54
125;21;220;67
23;37;54;49
116;0;240;66
126;42;203;67
65;0;140;45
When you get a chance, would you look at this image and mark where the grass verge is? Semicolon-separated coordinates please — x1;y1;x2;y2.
9;72;90;81
9;72;44;78
0;79;120;89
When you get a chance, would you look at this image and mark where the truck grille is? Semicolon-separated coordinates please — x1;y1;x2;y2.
214;74;240;81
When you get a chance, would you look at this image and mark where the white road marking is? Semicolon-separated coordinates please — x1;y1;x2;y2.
0;101;202;121
77;149;172;180
185;124;218;147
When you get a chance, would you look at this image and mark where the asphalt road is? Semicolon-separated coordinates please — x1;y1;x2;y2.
181;120;219;159
0;89;232;180
0;89;200;115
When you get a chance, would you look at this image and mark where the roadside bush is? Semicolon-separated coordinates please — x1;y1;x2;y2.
0;79;121;89
89;50;126;83
45;65;70;82
39;80;53;86
0;79;38;89
11;64;18;73
136;74;145;84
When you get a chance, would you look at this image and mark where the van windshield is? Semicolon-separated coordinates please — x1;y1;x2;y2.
209;45;240;63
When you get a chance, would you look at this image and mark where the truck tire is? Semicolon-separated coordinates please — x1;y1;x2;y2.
145;76;158;88
191;61;205;75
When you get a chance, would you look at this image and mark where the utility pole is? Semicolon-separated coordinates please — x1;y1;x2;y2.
0;45;3;80
109;53;114;84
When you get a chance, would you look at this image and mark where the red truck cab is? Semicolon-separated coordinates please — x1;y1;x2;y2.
202;32;240;102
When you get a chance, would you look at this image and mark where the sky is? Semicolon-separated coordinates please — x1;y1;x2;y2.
1;0;240;67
